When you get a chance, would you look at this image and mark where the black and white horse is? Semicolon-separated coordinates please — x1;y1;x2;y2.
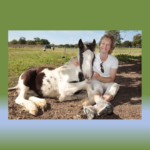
9;39;96;116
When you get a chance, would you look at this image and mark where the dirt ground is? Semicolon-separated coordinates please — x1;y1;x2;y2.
8;62;141;119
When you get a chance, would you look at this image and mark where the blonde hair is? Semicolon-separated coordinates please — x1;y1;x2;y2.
98;33;116;54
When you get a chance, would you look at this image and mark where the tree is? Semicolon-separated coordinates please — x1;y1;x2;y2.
58;44;64;48
18;37;26;44
121;40;132;47
10;39;18;44
40;39;50;45
73;44;78;48
133;34;142;41
34;37;40;42
70;44;74;48
26;40;36;45
132;34;142;47
33;37;42;45
64;44;70;48
131;41;135;47
105;30;123;46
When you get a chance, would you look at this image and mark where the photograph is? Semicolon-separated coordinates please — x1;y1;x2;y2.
8;30;142;120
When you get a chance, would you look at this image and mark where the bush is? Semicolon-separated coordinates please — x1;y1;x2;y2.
40;39;50;45
115;54;141;62
10;39;18;44
35;42;42;45
26;40;36;45
121;41;132;47
18;37;26;44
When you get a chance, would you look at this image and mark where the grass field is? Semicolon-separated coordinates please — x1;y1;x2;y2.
8;47;142;87
113;47;142;55
60;47;142;54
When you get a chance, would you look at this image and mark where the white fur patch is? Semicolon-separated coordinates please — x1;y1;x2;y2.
82;50;94;79
41;69;59;97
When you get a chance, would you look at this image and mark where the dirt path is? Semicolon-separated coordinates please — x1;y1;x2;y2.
8;62;141;119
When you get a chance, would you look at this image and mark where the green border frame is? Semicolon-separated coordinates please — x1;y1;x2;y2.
1;1;149;150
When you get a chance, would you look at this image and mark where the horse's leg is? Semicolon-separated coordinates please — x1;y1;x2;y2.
28;96;47;112
15;79;38;116
25;90;47;111
60;92;95;106
61;91;88;101
58;81;94;102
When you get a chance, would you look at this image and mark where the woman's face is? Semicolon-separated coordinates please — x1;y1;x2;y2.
99;38;111;54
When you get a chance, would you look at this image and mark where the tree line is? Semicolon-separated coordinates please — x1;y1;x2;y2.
9;31;142;48
9;37;50;45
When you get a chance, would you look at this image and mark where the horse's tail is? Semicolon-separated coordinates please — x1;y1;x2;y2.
8;84;19;91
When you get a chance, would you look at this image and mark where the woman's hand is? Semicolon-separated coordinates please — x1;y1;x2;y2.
72;58;79;66
92;71;100;79
93;68;117;83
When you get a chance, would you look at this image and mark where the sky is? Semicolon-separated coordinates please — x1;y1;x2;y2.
8;30;142;45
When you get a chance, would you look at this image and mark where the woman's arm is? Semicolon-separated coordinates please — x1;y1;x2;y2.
93;68;117;83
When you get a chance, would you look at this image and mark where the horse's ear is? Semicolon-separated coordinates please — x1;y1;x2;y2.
92;39;96;51
93;39;96;45
78;39;84;49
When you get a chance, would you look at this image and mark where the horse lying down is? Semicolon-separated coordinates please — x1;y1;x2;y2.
8;39;113;119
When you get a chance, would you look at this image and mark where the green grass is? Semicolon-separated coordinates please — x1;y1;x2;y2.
113;48;142;54
115;54;141;62
8;47;142;87
65;47;142;54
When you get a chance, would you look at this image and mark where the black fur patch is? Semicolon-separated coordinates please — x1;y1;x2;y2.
69;72;85;83
92;54;95;67
78;72;85;82
69;81;79;83
74;90;82;95
78;39;84;70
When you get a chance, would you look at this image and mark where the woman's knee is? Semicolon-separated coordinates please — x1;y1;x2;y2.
103;94;113;102
113;83;120;93
105;83;120;98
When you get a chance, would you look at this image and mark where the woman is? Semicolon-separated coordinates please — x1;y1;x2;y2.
72;33;120;119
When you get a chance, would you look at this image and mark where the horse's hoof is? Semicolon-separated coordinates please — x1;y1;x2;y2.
29;110;38;116
82;101;86;106
81;99;89;106
55;100;60;103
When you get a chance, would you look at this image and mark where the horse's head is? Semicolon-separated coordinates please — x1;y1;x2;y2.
78;39;96;83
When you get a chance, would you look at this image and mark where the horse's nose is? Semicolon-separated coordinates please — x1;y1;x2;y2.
84;75;89;79
85;74;92;80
